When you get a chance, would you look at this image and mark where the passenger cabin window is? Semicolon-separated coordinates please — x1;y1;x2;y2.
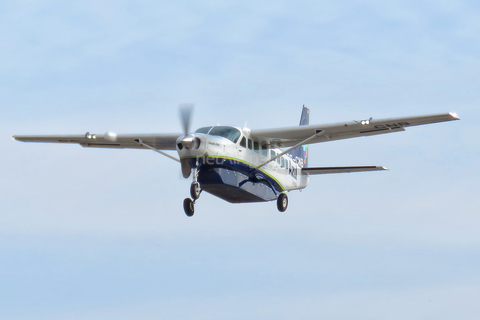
240;137;246;148
271;150;276;159
248;139;253;150
208;126;241;143
195;126;213;134
262;145;267;156
254;141;259;152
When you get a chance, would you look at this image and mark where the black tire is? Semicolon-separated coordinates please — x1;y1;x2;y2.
183;198;195;217
277;193;288;212
190;182;201;200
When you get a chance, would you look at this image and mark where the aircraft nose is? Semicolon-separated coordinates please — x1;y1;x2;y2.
177;134;200;150
176;134;206;155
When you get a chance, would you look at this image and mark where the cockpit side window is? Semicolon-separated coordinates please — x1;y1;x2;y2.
208;126;241;143
240;137;246;148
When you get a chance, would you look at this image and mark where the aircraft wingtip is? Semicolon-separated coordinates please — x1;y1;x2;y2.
449;112;460;120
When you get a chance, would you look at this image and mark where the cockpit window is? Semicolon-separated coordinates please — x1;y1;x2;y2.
208;126;241;143
240;137;246;148
195;126;213;134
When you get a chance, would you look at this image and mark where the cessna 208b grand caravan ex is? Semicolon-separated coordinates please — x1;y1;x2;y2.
13;106;459;216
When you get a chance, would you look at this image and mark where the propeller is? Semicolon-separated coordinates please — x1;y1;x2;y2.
178;103;195;178
179;103;194;136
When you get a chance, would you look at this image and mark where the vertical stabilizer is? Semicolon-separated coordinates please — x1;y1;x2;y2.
287;106;310;167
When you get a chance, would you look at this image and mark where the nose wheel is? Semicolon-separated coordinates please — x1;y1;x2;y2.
184;182;202;217
183;198;195;217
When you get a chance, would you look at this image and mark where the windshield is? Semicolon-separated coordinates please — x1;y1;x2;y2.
208;126;241;143
195;126;213;134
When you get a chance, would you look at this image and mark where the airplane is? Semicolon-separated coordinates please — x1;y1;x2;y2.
12;106;459;217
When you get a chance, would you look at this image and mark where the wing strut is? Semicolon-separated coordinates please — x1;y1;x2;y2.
255;131;325;169
134;139;180;163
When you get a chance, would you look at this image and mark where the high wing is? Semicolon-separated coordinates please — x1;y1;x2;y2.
12;132;181;150
302;166;387;175
250;112;459;148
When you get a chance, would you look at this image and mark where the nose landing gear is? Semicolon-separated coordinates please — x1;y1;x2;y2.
183;198;195;217
183;168;201;217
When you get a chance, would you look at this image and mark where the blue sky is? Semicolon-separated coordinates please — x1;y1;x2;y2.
1;1;479;319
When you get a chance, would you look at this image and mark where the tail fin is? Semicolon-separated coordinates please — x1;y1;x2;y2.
287;105;310;167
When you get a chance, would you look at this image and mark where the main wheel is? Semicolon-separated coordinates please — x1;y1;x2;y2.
277;193;288;212
190;182;201;200
183;198;195;217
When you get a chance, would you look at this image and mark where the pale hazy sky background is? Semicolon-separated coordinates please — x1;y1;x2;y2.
1;1;479;319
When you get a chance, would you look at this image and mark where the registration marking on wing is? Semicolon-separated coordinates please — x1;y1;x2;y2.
374;122;410;129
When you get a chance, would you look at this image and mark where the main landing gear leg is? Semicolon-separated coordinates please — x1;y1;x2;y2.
184;164;202;217
277;193;288;212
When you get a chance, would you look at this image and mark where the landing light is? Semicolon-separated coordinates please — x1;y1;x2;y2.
356;117;372;125
85;132;96;139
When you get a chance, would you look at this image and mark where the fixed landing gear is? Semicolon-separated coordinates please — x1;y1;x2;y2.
190;182;201;200
183;198;195;217
277;193;288;212
183;166;202;217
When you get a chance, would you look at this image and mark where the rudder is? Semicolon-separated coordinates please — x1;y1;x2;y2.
287;105;309;167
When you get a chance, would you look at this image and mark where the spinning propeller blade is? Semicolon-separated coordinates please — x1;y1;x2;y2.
179;103;194;135
178;103;195;178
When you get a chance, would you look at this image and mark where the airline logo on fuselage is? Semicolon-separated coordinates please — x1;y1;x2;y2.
289;165;298;180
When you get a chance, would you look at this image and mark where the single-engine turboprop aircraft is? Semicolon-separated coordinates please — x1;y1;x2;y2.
13;106;459;216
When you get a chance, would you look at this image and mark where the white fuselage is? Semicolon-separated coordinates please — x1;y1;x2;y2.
176;126;310;193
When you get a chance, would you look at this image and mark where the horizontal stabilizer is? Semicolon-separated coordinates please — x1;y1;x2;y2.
302;166;387;175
